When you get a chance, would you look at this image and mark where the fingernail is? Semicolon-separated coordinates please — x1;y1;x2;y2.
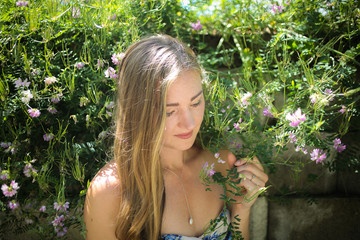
235;160;241;166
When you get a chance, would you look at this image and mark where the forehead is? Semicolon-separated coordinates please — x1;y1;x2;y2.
166;70;203;102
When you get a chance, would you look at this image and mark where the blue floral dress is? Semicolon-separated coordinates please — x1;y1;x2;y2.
161;209;232;240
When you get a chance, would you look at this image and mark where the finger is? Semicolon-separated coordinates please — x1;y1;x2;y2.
235;164;268;182
227;152;237;168
245;156;265;172
237;170;267;188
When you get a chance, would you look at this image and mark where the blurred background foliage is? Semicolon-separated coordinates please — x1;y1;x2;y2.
0;0;359;238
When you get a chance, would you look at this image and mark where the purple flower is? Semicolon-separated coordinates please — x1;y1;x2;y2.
51;96;60;104
72;7;80;18
240;92;252;108
272;4;284;13
47;106;57;114
43;133;54;142
190;20;203;31
27;108;41;118
56;227;68;237
295;146;308;154
104;67;118;79
289;134;297;143
339;105;346;114
1;142;11;149
202;162;216;176
310;94;318;104
23;163;38;177
111;53;125;65
0;170;9;180
333;138;346;153
8;201;20;210
110;14;117;20
1;180;20;197
75;62;85;69
40;205;47;212
263;108;274;117
52;215;65;227
14;78;30;88
286;108;306;127
16;1;29;7
234;122;241;131
54;201;70;213
96;59;104;69
310;149;327;164
44;76;57;85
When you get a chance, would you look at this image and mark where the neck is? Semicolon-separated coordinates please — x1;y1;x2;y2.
160;147;185;171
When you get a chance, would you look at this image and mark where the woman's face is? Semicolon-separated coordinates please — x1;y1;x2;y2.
162;70;205;152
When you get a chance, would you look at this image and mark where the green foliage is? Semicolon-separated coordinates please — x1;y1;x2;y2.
0;0;359;238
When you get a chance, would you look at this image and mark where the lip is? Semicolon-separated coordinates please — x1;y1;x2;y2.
174;131;193;139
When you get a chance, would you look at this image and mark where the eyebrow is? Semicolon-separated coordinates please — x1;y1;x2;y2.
166;90;203;107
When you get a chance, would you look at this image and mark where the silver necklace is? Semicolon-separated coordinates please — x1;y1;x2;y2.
164;166;194;225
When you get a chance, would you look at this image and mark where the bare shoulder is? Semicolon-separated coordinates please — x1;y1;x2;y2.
84;160;121;240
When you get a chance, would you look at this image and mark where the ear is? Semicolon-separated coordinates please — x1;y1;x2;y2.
227;152;236;168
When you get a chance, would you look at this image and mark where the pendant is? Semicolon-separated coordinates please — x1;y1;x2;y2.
189;217;193;225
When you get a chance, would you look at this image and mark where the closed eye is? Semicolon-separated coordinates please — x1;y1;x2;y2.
191;100;202;107
166;110;175;117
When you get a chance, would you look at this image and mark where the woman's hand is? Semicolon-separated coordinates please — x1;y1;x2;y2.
227;152;268;211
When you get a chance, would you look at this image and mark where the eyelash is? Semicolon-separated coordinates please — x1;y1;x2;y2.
166;100;202;117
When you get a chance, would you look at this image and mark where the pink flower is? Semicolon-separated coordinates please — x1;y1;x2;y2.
1;180;20;197
27;108;41;118
339;105;346;114
16;1;29;7
111;53;125;65
52;215;65;227
234;122;241;131
96;59;104;69
39;205;47;212
104;67;118;79
47;106;57;114
8;201;20;210
263;108;274;117
110;14;117;20
44;76;57;85
21;90;33;104
72;7;80;18
333;138;346;153
56;227;68;237
14;78;30;88
310;149;327;164
240;92;252;108
43;133;54;142
75;62;85;69
289;134;297;143
202;162;216;176
54;201;70;212
310;94;318;104
286;108;306;127
23;163;38;177
190;20;203;31
0;170;9;180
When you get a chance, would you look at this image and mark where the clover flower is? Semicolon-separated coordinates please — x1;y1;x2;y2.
309;94;319;104
110;14;117;20
310;149;327;164
202;162;216;176
333;138;346;153
23;163;38;178
16;1;29;7
44;76;57;85
339;105;346;114
51;96;60;104
52;215;65;227
54;201;70;213
104;67;118;79
240;92;252;108
96;59;104;69
0;170;9;180
21;90;33;104
39;205;47;212
8;201;20;210
286;108;306;127
43;133;54;142
111;53;125;65
47;106;57;114
14;78;30;88
27;108;41;118
1;142;11;149
190;20;203;31
72;7;80;18
271;4;284;13
75;62;85;69
263;108;274;117
214;152;225;164
288;134;297;143
324;88;334;101
1;180;20;197
295;146;308;154
56;226;68;237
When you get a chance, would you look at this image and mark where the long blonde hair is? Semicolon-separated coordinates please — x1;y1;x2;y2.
114;34;202;240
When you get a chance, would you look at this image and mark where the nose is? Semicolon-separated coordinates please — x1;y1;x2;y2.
179;108;196;130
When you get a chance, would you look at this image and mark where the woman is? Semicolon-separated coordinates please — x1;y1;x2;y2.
84;34;268;240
